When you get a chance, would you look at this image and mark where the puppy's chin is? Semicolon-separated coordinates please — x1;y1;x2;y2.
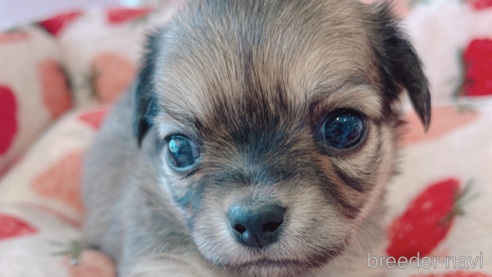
231;263;307;277
192;233;347;277
227;251;343;277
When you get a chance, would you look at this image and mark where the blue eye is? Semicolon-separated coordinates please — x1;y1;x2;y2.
320;111;366;149
166;135;200;170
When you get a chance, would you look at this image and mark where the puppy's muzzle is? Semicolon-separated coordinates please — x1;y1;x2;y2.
227;200;286;248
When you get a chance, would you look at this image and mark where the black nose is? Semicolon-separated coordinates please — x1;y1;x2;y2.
227;202;285;248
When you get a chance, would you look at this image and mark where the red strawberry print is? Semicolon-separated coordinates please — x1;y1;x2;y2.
411;272;492;277
38;59;72;119
0;30;29;44
0;85;18;155
92;53;135;104
31;151;85;213
467;0;492;10
0;156;21;178
387;178;471;259
106;8;153;25
399;106;479;147
79;106;110;129
458;39;492;97
0;213;38;240
39;11;82;37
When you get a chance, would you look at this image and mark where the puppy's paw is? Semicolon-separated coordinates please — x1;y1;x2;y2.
51;240;116;277
63;248;116;277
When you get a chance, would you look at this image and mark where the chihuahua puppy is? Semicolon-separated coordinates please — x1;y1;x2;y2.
83;0;431;276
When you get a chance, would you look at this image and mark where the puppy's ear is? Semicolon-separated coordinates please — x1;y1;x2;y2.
371;2;431;131
133;29;163;146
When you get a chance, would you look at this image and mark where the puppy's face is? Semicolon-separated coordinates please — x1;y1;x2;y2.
134;0;430;276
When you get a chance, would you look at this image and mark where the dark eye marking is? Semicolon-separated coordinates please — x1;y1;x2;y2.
333;165;365;193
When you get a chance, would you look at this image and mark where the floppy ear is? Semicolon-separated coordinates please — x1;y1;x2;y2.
371;2;431;131
133;29;164;146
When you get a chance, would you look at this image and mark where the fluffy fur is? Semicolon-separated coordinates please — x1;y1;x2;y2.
82;0;431;276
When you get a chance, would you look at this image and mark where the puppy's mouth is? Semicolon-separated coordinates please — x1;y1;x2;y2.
220;247;343;270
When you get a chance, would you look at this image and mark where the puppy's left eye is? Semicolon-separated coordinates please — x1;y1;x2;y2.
166;135;200;171
320;110;366;149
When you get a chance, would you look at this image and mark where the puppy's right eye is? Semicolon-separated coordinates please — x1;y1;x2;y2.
166;135;200;171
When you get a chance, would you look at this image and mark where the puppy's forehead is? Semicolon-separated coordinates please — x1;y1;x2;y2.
154;0;380;133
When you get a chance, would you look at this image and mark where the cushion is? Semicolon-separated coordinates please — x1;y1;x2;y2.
0;25;72;179
52;5;181;107
0;105;111;277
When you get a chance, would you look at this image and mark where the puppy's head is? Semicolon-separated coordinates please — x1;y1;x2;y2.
134;0;430;276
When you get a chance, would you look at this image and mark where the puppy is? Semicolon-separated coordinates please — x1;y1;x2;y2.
82;0;431;276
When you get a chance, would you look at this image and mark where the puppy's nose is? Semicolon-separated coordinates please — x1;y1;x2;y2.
228;202;285;248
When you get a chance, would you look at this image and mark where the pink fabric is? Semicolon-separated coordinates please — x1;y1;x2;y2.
0;26;72;179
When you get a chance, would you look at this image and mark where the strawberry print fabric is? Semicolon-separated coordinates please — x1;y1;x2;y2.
404;0;492;104
384;100;492;275
0;213;38;241
0;26;72;179
0;107;112;277
458;39;492;97
38;11;83;37
0;86;18;156
54;5;183;107
0;0;492;276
